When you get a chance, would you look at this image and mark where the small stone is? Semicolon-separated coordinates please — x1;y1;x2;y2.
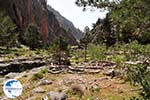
32;87;46;93
62;78;73;85
37;80;52;86
47;91;67;100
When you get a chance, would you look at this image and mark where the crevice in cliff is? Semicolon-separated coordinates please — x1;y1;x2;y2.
40;16;49;43
27;0;31;22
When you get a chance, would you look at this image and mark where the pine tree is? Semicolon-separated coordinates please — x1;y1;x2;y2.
0;10;18;49
80;26;91;62
76;0;150;44
50;36;70;65
24;23;42;50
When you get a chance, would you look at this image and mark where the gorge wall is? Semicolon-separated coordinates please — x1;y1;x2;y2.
0;0;77;45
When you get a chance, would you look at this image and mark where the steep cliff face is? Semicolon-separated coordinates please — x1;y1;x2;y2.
0;0;77;45
47;5;83;40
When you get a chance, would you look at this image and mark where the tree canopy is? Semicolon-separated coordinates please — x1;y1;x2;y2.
24;23;43;50
0;10;18;49
76;0;150;44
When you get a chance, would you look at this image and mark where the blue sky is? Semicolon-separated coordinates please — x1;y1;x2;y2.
47;0;108;31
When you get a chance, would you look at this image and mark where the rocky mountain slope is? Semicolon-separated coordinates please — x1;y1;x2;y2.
0;0;78;45
47;5;83;40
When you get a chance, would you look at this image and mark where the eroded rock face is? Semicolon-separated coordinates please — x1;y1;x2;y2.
0;0;77;45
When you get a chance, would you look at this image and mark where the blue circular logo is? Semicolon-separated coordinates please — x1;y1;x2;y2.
3;79;22;98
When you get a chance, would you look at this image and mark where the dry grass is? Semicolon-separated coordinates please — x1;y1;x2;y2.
0;71;140;100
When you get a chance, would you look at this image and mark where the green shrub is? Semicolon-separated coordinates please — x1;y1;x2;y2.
89;85;100;93
87;96;94;100
40;68;48;74
88;43;106;60
33;72;43;80
126;63;150;99
0;91;2;96
126;96;142;100
32;68;48;80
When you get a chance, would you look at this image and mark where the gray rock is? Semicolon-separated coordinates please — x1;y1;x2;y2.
47;91;67;100
32;87;46;93
70;84;85;94
103;69;114;76
37;80;52;86
62;78;73;85
5;72;20;78
104;69;122;78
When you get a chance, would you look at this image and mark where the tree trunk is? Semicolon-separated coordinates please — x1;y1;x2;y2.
84;44;87;62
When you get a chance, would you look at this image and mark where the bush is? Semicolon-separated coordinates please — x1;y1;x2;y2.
89;85;100;93
49;36;70;65
24;23;42;50
88;43;106;60
40;68;48;74
112;55;126;67
126;63;150;99
33;72;43;80
127;96;142;100
32;68;48;80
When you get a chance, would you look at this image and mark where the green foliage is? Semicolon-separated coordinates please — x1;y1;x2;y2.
0;91;2;96
0;10;18;49
40;68;49;74
91;15;116;46
126;63;150;99
88;43;106;60
75;0;116;11
32;68;48;80
112;55;126;66
80;26;91;62
87;96;95;100
89;85;100;93
33;72;43;80
107;41;150;62
110;0;150;44
138;31;150;44
126;96;142;100
76;0;150;44
114;0;149;44
50;36;70;65
74;41;149;64
24;23;42;50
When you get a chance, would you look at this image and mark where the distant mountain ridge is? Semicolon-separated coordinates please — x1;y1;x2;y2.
47;5;83;40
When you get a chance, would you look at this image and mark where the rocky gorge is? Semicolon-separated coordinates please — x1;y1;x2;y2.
0;0;82;45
